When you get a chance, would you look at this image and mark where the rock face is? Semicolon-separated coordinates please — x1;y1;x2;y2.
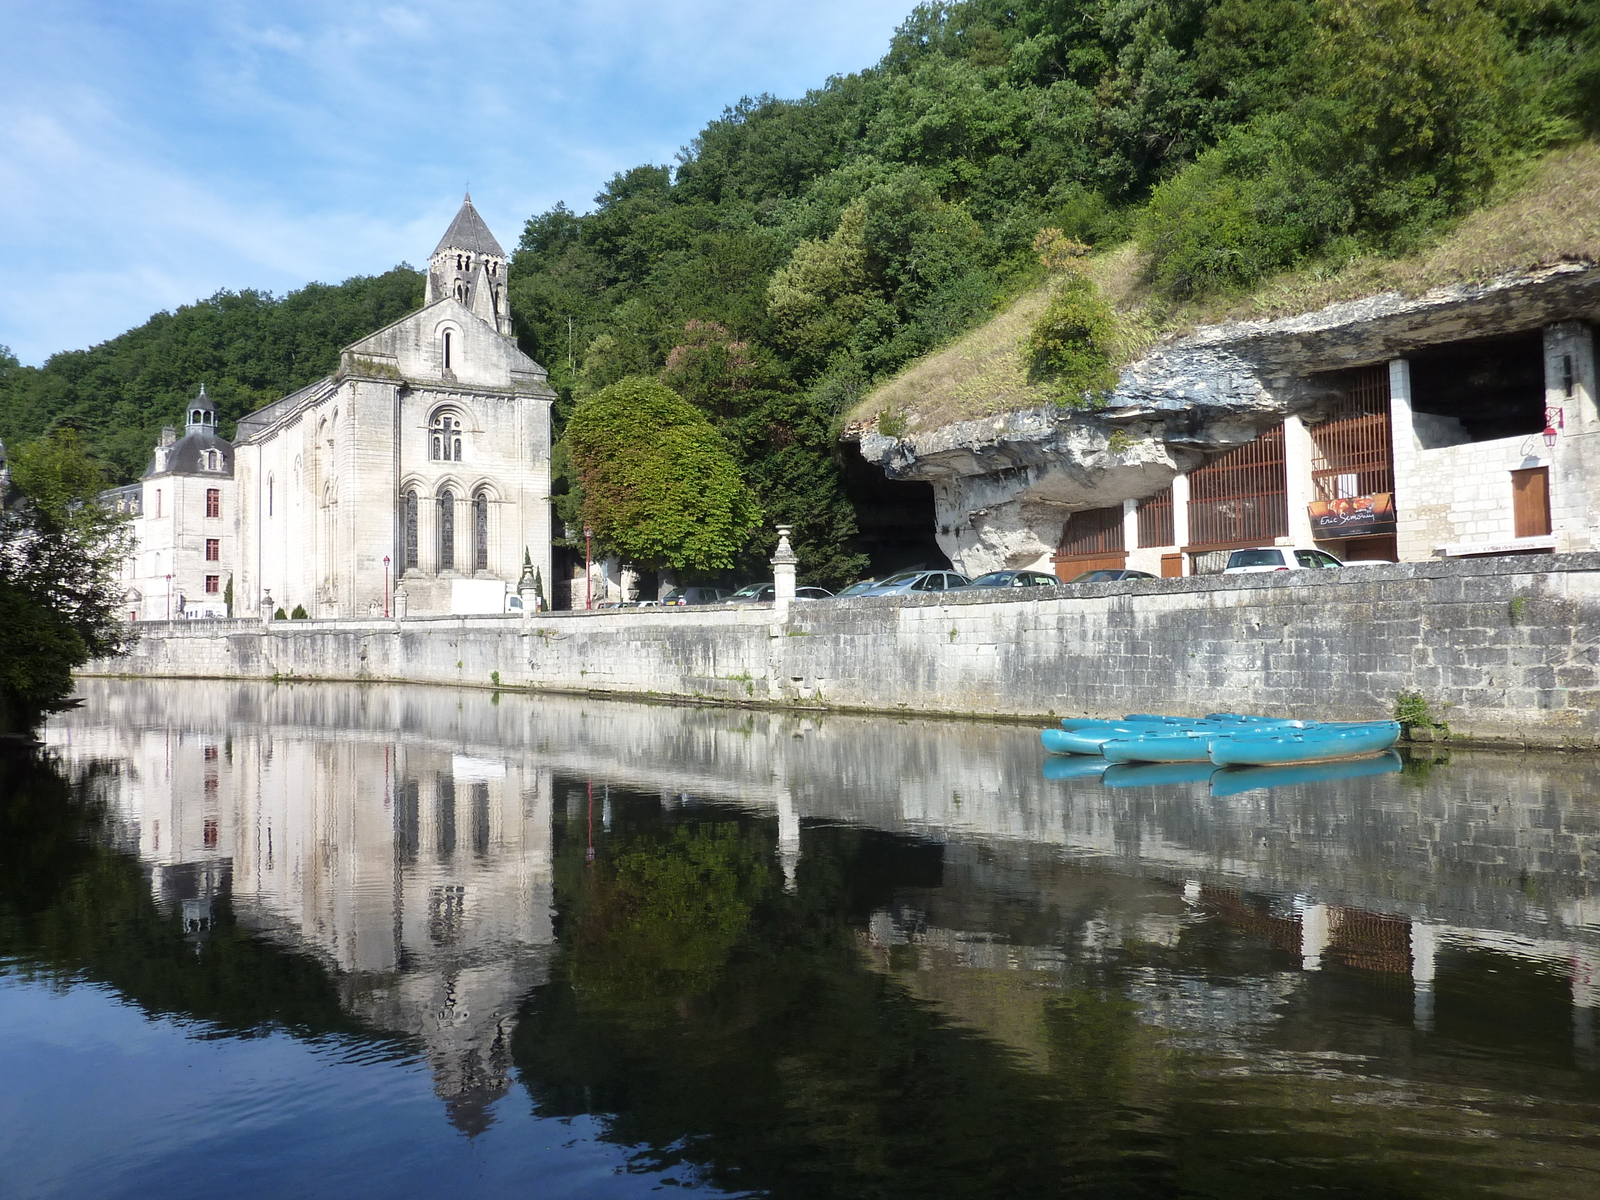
852;263;1600;575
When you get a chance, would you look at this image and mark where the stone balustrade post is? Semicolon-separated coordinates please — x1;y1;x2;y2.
260;591;275;625
771;525;798;617
393;584;408;621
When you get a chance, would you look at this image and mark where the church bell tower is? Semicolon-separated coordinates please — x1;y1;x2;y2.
426;193;512;338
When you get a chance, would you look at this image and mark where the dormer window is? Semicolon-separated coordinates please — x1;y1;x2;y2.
431;411;463;461
205;450;220;471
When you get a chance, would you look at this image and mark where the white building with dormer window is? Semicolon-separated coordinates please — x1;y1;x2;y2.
107;384;237;621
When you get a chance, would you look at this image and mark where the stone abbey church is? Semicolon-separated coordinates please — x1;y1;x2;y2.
110;197;556;620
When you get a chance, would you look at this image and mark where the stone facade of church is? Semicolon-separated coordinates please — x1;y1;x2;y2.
114;197;556;620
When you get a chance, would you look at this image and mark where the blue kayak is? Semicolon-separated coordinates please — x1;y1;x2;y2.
1101;761;1218;788
1100;718;1319;763
1043;721;1197;754
1210;751;1402;796
1209;720;1401;766
1061;715;1207;731
1102;729;1217;763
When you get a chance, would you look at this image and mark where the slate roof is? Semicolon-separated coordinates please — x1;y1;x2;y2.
145;429;235;479
432;194;504;258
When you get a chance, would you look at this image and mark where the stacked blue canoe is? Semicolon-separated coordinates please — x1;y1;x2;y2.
1040;712;1400;767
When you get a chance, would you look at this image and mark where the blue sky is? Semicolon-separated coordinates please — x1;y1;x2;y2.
0;0;914;366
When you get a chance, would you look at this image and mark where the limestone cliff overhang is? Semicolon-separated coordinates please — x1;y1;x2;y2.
853;262;1600;485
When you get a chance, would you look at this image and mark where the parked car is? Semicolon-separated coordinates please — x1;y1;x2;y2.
1070;568;1157;583
662;586;733;606
961;569;1063;590
1223;547;1350;574
834;579;881;597
725;583;835;603
851;569;971;596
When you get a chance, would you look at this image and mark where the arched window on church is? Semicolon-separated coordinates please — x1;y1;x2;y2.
268;475;274;517
443;330;452;370
403;490;418;570
473;492;488;572
456;254;463;270
438;491;455;571
430;410;463;461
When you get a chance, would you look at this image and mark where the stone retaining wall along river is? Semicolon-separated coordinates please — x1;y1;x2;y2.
89;553;1600;747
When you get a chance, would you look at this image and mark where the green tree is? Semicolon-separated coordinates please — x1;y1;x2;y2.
0;430;133;732
660;321;868;585
564;377;763;573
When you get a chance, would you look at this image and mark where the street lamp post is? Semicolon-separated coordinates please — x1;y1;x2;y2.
165;573;173;621
383;555;391;617
584;527;594;610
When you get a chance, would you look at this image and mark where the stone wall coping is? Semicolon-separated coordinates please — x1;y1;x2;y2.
124;552;1600;637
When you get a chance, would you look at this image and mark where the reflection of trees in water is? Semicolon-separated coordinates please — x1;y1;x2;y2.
567;822;770;1016
516;787;1600;1199
518;796;1150;1199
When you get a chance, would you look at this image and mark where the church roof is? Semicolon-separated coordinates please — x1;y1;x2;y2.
432;194;504;258
144;429;235;479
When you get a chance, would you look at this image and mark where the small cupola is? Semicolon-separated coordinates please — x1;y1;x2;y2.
186;384;217;435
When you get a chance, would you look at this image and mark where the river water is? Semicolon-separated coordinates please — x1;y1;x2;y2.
3;679;1598;1198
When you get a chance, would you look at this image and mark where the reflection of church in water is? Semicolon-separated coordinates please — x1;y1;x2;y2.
52;686;553;1134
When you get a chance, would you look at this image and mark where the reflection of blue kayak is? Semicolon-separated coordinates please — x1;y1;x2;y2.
1209;721;1401;766
1101;761;1218;788
1042;755;1114;781
1210;751;1402;796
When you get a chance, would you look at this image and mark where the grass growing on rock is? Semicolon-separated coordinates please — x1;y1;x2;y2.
848;140;1600;436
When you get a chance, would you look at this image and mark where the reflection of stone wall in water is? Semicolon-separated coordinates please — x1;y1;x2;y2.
48;680;1600;1105
44;683;555;1133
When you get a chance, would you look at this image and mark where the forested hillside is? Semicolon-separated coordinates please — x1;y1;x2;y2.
510;0;1600;582
0;268;423;483
4;0;1597;583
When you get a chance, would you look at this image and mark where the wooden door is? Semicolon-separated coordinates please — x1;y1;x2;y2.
1512;468;1551;538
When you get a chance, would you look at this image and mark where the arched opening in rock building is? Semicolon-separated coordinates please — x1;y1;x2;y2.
838;441;949;579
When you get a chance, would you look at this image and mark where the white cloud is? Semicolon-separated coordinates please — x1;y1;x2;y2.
0;0;911;365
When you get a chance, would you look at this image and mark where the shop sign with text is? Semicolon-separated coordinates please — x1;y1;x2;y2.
1308;492;1396;538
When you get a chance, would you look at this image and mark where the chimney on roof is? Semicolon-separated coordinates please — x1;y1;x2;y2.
160;426;177;447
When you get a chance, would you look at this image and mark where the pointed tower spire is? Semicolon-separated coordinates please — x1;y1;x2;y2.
425;194;512;338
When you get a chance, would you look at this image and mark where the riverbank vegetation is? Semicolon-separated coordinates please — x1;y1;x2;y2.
0;431;133;734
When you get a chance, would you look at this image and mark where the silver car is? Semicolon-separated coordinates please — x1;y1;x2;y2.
961;569;1063;590
851;569;971;597
725;583;834;603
